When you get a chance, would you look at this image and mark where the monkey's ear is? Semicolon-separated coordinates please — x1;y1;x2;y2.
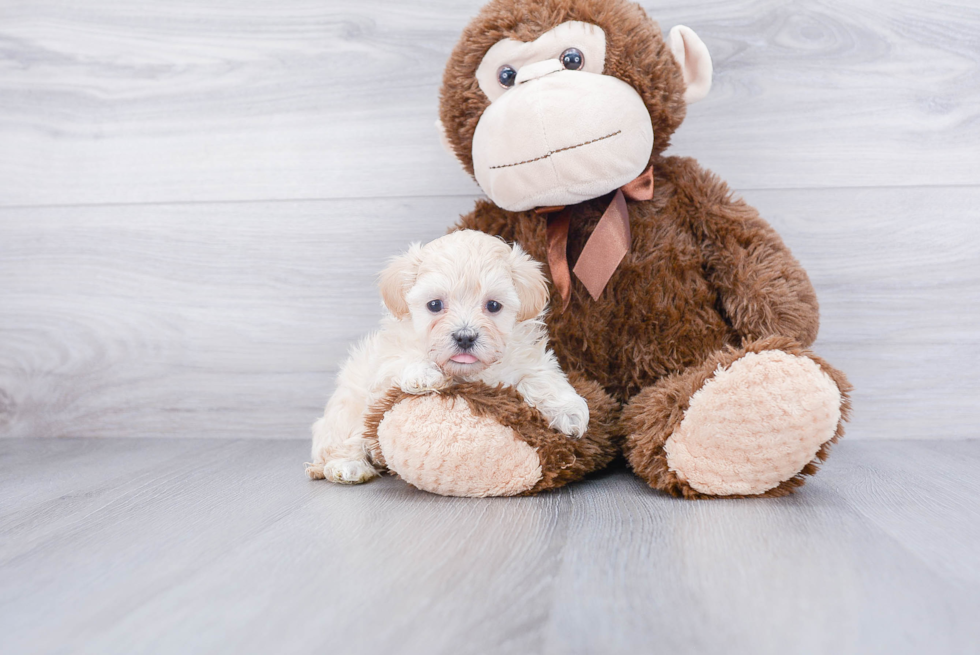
509;244;550;322
378;243;423;319
668;25;713;104
435;119;455;156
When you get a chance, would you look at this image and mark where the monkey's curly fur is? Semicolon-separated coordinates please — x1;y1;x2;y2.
371;0;850;498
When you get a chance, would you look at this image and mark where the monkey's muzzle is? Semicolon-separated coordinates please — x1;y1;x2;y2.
472;70;653;212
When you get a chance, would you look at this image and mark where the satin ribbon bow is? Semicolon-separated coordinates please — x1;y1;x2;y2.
537;166;654;311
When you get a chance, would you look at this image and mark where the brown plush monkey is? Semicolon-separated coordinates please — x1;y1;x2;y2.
366;0;850;498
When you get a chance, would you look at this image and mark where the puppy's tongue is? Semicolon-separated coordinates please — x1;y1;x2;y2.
450;353;479;364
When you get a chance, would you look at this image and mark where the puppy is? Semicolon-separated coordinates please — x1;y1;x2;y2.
307;229;590;484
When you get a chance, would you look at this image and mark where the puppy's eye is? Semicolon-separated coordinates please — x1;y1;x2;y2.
485;300;502;313
426;300;443;313
497;65;517;88
560;48;584;71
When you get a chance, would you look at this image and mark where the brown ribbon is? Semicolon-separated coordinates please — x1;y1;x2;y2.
537;166;654;311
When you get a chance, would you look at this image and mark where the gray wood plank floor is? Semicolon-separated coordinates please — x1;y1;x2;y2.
1;438;978;655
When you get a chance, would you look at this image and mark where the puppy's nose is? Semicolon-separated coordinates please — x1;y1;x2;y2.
452;329;479;351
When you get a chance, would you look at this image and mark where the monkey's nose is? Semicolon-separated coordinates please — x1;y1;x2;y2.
516;59;563;85
452;329;479;351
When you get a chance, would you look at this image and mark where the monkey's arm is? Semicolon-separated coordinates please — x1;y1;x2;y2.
667;157;820;347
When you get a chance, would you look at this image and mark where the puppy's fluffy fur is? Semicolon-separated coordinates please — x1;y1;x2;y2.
307;230;589;484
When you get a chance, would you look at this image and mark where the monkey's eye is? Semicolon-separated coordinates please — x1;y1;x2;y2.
486;300;502;313
497;65;517;88
560;48;584;71
426;300;443;313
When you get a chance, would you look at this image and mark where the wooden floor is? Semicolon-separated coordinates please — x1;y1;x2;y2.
2;438;979;655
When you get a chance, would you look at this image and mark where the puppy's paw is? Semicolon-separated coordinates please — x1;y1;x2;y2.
399;361;446;395
548;395;590;439
316;458;379;485
305;461;326;479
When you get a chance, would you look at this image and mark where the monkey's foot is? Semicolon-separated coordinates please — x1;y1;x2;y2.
362;374;619;497
624;338;851;498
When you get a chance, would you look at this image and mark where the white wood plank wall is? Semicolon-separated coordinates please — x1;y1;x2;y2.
1;0;978;440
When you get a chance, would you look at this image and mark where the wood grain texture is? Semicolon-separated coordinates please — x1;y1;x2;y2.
1;0;979;207
1;186;978;441
1;0;978;442
0;196;473;440
1;437;978;654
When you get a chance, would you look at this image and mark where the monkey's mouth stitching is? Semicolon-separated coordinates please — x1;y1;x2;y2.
488;130;622;170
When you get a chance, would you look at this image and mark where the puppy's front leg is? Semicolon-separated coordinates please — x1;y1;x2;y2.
517;367;590;439
398;359;447;395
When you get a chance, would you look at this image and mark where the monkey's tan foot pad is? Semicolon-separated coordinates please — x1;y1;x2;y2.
663;350;843;496
363;378;619;497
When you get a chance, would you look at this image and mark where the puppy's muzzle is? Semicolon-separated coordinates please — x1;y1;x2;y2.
452;329;479;351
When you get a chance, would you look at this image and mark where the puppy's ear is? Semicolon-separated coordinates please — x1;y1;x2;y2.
378;243;423;319
509;244;550;321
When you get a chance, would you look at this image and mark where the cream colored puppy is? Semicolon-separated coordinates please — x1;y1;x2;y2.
307;229;589;484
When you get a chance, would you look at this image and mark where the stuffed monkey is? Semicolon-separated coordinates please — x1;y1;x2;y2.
366;0;850;498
